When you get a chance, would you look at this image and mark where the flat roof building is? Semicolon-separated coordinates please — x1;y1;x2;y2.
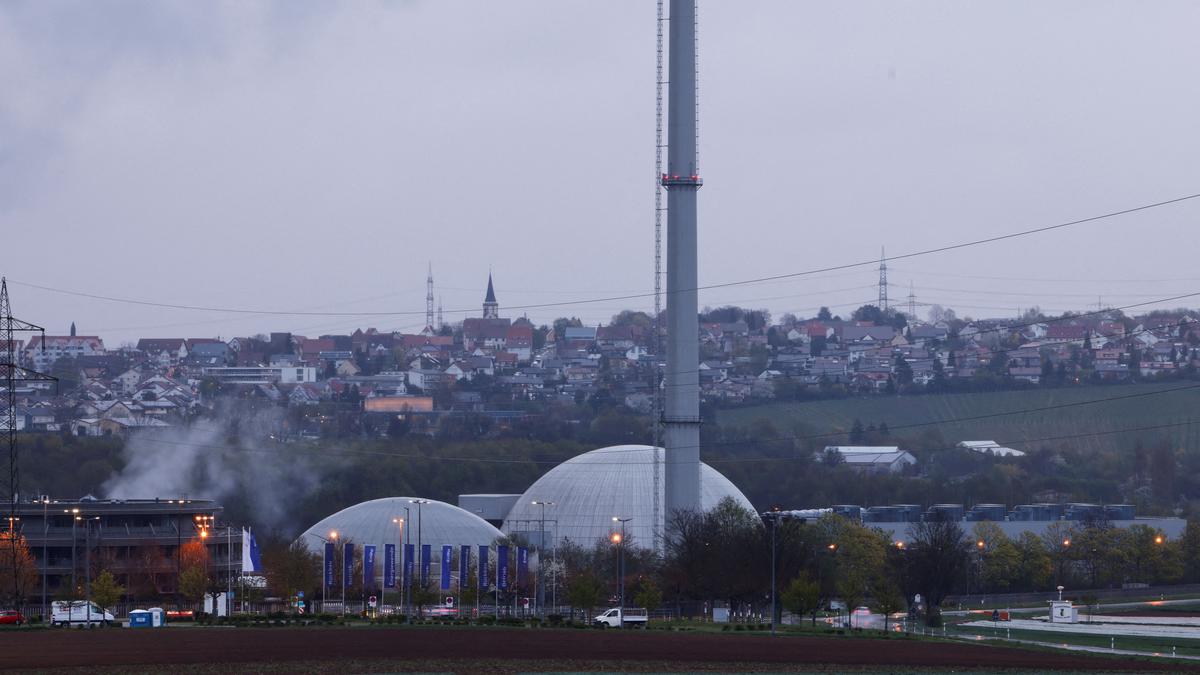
10;497;239;612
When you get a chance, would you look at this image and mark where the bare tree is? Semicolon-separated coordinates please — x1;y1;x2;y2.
904;520;970;626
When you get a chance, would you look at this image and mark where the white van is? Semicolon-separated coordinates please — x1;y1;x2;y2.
51;600;114;627
593;607;648;628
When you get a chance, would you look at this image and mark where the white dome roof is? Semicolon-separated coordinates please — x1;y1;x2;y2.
502;445;755;549
298;497;504;552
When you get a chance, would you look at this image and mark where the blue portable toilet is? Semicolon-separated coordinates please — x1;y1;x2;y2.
129;610;152;628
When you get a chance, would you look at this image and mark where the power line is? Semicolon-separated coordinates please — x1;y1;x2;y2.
12;191;1200;319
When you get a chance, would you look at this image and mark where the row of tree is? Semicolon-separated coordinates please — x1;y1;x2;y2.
550;499;1200;627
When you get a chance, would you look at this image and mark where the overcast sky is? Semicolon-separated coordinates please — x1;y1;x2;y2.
5;1;1200;345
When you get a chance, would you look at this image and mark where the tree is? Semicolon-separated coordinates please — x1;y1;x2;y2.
973;523;1020;593
817;307;833;321
1182;521;1200;583
871;575;905;624
893;355;914;387
263;539;320;600
820;516;887;627
1149;442;1177;505
91;570;125;614
780;573;820;626
410;579;440;618
565;568;604;622
1013;532;1051;591
0;532;38;607
851;305;885;325
178;566;208;605
904;520;970;626
849;419;865;444
632;577;662;614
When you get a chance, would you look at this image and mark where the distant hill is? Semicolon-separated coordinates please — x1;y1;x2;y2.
715;381;1200;456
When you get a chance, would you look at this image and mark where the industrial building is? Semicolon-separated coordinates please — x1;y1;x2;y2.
12;497;239;608
298;497;503;559
778;502;1186;543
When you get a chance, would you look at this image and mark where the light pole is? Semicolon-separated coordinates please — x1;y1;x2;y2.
409;499;428;603
169;498;188;612
391;517;404;614
612;516;631;628
531;500;554;616
40;497;49;622
195;515;214;615
63;508;78;628
77;515;99;624
312;531;338;615
335;531;345;616
763;506;782;637
225;519;233;617
403;506;411;616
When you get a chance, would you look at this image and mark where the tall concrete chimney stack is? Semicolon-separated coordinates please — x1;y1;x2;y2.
663;0;703;524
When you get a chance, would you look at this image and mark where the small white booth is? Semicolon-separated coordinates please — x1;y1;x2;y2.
1049;600;1078;623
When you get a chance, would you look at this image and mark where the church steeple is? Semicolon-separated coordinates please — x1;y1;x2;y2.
70;321;76;337
483;273;499;319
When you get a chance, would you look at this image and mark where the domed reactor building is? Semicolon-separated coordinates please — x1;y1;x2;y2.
298;497;504;554
499;445;754;550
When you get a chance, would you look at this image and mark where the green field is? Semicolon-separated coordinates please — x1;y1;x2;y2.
717;382;1200;455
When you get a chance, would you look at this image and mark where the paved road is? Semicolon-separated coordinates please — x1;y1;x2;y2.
945;597;1200;617
963;618;1200;640
965;633;1200;662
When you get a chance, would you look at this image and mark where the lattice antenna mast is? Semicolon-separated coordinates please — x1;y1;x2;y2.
437;297;444;332
877;248;888;312
650;0;667;555
1;277;55;605
425;262;435;331
907;282;916;321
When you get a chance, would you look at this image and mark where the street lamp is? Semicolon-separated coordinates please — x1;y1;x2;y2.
167;498;190;611
763;506;783;637
531;500;555;615
409;500;428;584
402;506;412;615
63;508;80;609
820;543;838;627
612;517;632;628
391;517;404;614
409;500;428;614
313;530;339;615
39;497;51;622
76;515;99;625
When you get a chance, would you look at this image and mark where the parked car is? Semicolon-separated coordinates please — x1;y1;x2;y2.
0;610;24;625
593;607;648;628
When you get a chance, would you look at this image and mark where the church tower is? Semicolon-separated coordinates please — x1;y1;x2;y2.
483;273;499;319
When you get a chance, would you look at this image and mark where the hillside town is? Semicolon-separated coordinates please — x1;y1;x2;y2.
5;273;1200;441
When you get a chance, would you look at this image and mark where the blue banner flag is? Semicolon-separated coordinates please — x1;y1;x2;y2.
403;543;414;590
460;545;471;587
441;546;452;590
363;545;376;590
383;544;397;589
420;544;431;585
478;545;489;589
497;545;509;590
323;542;334;588
343;543;355;589
517;547;528;582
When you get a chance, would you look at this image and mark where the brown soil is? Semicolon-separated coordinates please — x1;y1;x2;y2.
0;626;1187;673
